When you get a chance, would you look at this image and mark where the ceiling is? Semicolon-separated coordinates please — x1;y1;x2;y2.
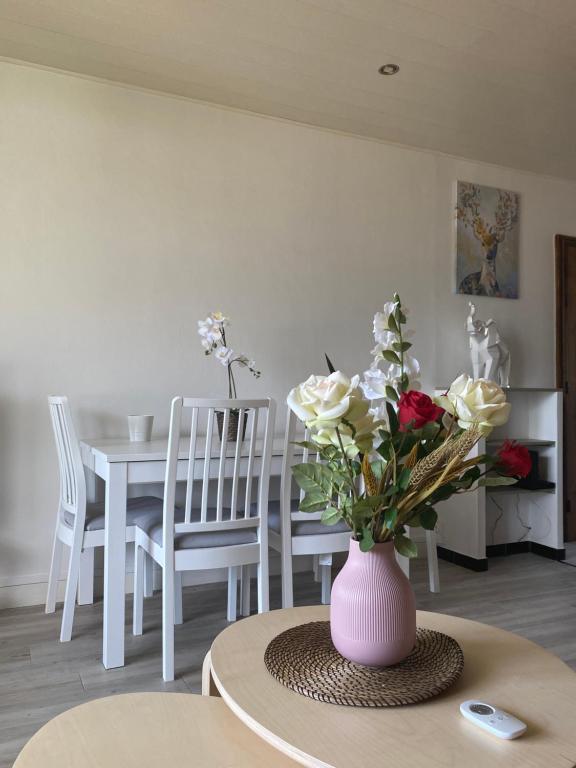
1;0;576;180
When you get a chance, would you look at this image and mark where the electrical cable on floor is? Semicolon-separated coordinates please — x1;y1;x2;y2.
515;494;531;542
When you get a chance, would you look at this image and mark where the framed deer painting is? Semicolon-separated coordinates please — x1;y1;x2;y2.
455;181;520;299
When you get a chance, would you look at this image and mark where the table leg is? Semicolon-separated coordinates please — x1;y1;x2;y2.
202;651;220;697
103;462;127;669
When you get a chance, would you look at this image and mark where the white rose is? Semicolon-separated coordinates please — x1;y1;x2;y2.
287;371;385;456
435;374;511;435
313;412;382;457
287;371;369;428
215;346;234;366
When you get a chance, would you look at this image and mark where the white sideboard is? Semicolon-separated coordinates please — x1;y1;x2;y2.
433;388;563;570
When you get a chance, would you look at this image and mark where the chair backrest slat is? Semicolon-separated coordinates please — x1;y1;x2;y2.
230;408;244;520
184;407;199;523
47;396;87;525
281;409;324;524
163;397;276;546
216;409;229;522
244;408;259;516
200;408;214;523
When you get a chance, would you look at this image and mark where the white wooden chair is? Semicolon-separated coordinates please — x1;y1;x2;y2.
132;396;275;682
46;396;163;641
270;409;440;608
269;409;352;608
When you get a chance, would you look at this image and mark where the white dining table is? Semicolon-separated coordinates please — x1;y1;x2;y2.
80;436;288;670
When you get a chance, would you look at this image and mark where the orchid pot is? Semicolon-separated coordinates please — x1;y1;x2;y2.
216;408;248;443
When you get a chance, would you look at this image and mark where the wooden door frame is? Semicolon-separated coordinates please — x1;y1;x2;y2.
555;235;576;388
555;234;576;541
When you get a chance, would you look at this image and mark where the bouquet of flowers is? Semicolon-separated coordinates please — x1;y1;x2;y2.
198;311;260;398
287;293;531;558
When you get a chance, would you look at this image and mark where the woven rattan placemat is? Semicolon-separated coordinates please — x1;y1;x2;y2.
264;621;464;707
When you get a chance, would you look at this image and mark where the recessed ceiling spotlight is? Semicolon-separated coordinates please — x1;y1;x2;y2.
378;63;400;76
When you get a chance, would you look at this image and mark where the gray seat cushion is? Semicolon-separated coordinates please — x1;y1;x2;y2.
266;499;349;537
65;496;164;531
138;507;258;551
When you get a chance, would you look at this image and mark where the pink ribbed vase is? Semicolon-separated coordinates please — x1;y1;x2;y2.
330;539;416;667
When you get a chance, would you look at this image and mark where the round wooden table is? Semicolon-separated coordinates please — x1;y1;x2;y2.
13;692;297;767
209;606;576;768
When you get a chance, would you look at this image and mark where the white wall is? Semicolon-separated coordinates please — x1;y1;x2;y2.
1;60;575;606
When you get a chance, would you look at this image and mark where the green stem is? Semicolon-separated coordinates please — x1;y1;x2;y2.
335;427;358;503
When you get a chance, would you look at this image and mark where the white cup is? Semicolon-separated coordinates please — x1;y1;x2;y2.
128;414;154;442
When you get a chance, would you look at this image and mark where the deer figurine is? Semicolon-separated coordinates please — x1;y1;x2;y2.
457;185;519;298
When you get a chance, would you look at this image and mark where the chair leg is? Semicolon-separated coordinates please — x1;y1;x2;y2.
174;571;183;625
60;540;82;642
312;554;321;582
320;555;332;605
77;548;95;605
133;545;145;636
144;553;154;598
227;567;238;622
162;565;175;682
241;565;251;617
46;533;64;614
426;529;440;593
397;552;410;578
281;542;294;609
257;549;270;614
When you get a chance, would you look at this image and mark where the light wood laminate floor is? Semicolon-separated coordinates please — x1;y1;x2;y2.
1;548;575;767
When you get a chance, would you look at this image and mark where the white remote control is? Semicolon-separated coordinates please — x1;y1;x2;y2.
460;701;527;740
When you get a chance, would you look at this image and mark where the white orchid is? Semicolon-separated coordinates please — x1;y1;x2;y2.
197;312;260;397
215;346;234;366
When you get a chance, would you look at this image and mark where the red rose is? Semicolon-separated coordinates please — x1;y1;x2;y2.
398;391;444;431
496;440;532;478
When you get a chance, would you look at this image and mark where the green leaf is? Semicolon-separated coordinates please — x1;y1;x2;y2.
325;353;336;374
376;437;393;461
382;350;401;365
420;507;438;530
383;484;398;498
397;309;407;324
421;421;441;441
293;440;319;451
299;492;330;513
478;476;519;487
321;506;344;526
351;505;374;526
396;434;417;458
392;341;412;353
370;460;384;483
406;513;421;528
385;385;399;402
360;526;375;552
397;466;411;491
386;401;399;435
394;533;418;558
383;506;398;529
292;463;332;496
